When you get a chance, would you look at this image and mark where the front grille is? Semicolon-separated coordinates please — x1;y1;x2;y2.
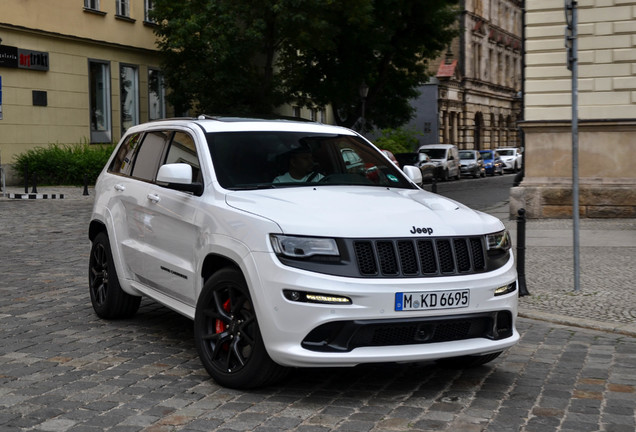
302;311;514;352
353;237;486;277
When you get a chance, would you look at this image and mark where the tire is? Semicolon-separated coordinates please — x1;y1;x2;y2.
436;351;503;369
89;232;141;319
194;268;288;389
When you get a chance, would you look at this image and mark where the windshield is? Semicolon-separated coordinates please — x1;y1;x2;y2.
459;151;475;160
480;151;494;159
498;149;514;156
419;148;447;159
206;131;416;190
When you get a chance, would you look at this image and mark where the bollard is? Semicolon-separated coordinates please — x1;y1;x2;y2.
431;175;437;194
24;165;29;194
517;208;530;297
83;174;90;196
31;173;38;194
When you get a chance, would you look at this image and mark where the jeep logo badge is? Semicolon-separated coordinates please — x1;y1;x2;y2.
410;226;433;235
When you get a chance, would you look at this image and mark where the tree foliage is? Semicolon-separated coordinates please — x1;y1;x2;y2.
151;0;458;129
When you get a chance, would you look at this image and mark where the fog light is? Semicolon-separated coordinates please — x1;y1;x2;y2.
283;290;351;304
494;282;517;296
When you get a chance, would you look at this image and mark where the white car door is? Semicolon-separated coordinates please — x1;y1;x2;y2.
135;130;203;307
109;130;172;286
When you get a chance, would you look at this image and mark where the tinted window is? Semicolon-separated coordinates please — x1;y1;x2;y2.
131;131;172;181
109;132;142;175
165;132;202;182
206;132;415;190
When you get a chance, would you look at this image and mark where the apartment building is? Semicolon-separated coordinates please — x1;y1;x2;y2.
511;0;636;218
0;0;167;183
410;0;523;150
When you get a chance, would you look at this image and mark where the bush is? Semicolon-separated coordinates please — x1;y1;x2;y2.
373;128;422;154
13;142;115;186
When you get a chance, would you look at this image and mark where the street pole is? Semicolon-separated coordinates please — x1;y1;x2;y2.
565;0;580;292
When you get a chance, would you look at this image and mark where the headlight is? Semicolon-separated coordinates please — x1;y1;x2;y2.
270;234;339;258
486;230;511;252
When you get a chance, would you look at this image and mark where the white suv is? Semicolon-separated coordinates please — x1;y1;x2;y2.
88;117;519;389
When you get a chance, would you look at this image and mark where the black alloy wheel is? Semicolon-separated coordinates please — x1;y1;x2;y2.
88;232;141;319
194;268;287;389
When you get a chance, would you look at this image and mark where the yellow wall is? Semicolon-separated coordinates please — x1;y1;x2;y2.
0;0;163;176
4;0;157;50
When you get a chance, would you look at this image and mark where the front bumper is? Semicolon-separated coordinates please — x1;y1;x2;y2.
247;250;519;367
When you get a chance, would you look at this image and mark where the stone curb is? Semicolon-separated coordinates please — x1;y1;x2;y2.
518;310;636;338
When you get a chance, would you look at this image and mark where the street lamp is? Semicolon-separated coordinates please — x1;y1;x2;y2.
358;81;369;132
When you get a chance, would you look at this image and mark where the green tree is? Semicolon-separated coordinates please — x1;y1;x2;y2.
151;0;458;129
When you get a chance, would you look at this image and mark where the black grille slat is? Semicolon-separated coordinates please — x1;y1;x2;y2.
377;241;398;275
454;238;471;272
437;239;455;273
354;241;377;275
353;237;486;278
470;238;485;270
417;240;437;274
397;241;418;275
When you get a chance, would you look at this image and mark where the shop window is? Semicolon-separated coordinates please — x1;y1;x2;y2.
120;64;139;133
89;60;112;143
148;68;166;120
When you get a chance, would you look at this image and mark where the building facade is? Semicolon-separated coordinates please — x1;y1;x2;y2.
511;1;636;218
410;0;523;150
0;0;167;183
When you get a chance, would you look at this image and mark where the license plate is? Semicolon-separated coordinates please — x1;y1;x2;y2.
395;290;470;311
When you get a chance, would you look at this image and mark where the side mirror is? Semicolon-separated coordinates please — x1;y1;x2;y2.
402;165;423;186
157;163;203;195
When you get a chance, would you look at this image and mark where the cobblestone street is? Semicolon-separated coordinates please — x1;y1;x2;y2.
1;198;635;432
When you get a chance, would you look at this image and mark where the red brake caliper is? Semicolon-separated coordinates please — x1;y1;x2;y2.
215;299;232;349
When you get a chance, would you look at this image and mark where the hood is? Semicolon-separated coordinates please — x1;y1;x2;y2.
225;187;504;238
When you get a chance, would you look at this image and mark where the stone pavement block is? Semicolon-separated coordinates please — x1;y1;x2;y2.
1;198;635;431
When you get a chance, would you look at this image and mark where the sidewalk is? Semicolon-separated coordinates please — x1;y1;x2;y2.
2;186;635;337
485;201;636;337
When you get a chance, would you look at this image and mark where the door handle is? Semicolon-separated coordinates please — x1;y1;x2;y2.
114;184;125;192
147;193;161;203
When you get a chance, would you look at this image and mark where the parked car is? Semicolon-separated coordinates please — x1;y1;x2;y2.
479;150;505;176
496;147;523;172
417;144;461;180
458;150;486;178
395;152;438;183
88;117;519;389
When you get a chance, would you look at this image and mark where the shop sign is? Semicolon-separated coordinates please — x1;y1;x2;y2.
0;45;49;71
